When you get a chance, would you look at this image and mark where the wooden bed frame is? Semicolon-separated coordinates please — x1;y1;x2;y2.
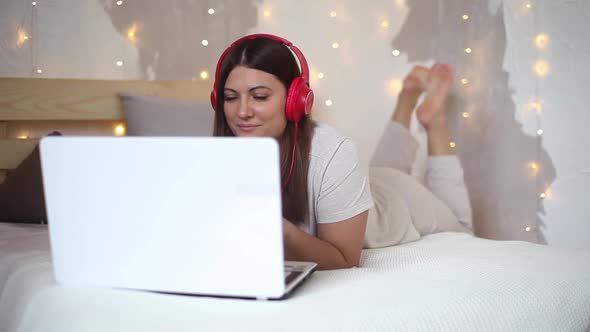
0;77;211;182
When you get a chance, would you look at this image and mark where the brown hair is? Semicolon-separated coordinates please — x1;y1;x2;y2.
213;37;315;225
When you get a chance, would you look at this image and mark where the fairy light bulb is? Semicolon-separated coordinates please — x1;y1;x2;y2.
317;72;325;79
462;112;470;119
537;129;544;136
534;60;549;77
126;24;137;43
529;100;543;113
114;124;126;136
462;14;469;20
116;60;124;67
380;20;390;29
17;134;29;139
17;28;29;46
461;78;469;85
32;1;36;5
535;33;549;49
200;70;209;80
391;49;401;57
208;8;215;15
329;11;337;18
525;3;532;9
116;0;123;5
201;39;209;46
389;79;402;94
539;192;546;199
525;226;532;232
263;9;271;17
449;142;456;148
332;42;340;49
464;47;472;54
36;69;42;74
325;99;333;107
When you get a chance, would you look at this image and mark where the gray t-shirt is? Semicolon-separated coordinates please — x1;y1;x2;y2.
301;122;374;236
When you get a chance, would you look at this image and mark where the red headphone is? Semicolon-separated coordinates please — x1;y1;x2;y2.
210;33;314;122
210;34;314;190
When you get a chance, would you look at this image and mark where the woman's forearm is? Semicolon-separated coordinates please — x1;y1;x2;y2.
282;220;356;270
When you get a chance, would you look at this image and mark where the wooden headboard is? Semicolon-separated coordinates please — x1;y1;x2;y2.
0;77;211;178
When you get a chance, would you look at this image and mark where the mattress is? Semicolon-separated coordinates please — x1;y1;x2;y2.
1;223;589;332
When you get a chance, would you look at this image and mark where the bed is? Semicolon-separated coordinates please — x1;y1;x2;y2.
1;77;590;332
1;223;590;332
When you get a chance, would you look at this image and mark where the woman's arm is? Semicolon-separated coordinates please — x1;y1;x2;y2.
282;210;368;270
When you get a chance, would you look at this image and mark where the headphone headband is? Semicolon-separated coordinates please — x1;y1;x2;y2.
212;34;310;95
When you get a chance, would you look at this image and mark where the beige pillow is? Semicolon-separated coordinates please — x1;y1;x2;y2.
364;167;469;249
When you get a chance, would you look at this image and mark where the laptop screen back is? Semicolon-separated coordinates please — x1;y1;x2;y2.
40;136;286;298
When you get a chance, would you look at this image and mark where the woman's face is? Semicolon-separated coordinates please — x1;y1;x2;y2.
223;65;288;138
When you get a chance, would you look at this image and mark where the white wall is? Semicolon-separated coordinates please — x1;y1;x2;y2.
1;0;588;249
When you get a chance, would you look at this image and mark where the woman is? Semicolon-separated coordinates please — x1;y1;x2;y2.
211;34;374;270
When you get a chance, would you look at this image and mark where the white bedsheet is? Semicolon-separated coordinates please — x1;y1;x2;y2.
1;223;589;332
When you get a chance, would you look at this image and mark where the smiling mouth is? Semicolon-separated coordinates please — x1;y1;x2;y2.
237;124;259;131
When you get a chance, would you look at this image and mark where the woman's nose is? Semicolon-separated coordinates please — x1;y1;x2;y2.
237;97;254;118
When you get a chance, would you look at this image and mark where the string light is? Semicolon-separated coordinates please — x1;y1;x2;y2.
325;100;333;107
537;129;543;136
391;49;401;57
207;8;215;15
389;79;402;94
525;226;532;232
17;28;29;47
539;192;546;199
380;20;390;29
464;47;472;54
329;11;337;18
263;9;271;17
116;0;123;5
115;60;124;67
461;78;469;85
201;39;209;46
462;14;469;20
535;33;549;49
462;112;470;119
534;60;549;77
529;100;543;113
331;42;340;49
36;69;42;74
114;124;126;136
17;134;29;139
200;70;209;80
525;3;532;9
449;142;456;148
31;1;36;5
126;24;137;43
317;72;325;79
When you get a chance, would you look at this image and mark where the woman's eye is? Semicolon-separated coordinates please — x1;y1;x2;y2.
253;95;268;101
223;96;237;102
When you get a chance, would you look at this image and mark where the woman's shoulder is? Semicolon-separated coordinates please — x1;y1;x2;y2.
310;122;357;163
311;122;350;150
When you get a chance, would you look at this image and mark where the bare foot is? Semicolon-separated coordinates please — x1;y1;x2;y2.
416;63;454;130
392;66;430;128
402;65;429;94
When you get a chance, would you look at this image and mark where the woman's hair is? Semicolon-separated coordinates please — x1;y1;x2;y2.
213;37;315;226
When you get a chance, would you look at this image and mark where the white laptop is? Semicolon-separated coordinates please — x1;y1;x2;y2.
39;136;317;300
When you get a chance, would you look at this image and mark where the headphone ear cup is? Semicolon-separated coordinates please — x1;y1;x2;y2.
210;90;217;111
285;77;314;122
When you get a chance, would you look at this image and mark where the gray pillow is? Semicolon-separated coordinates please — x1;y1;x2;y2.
119;92;214;136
